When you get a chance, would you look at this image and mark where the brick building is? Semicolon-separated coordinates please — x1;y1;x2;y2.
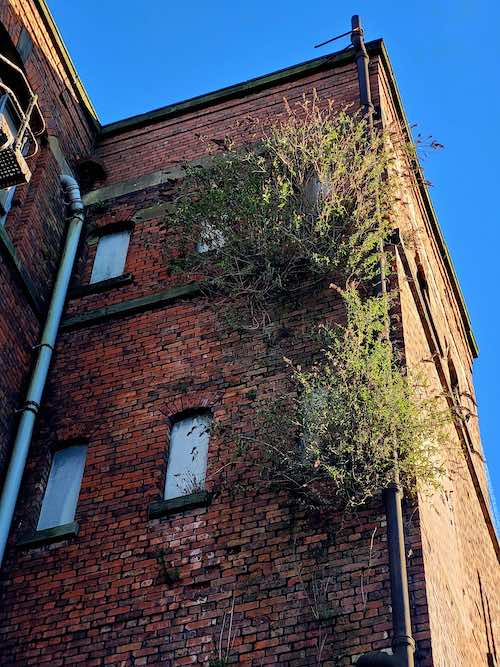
0;2;498;665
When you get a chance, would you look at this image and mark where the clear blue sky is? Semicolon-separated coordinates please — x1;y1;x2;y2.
48;0;499;516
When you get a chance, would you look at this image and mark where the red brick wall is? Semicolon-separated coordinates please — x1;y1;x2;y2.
0;0;95;477
0;56;415;666
0;19;497;667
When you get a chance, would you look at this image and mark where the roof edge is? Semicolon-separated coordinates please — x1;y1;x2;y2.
377;41;478;358
99;36;477;358
100;40;383;137
34;0;100;130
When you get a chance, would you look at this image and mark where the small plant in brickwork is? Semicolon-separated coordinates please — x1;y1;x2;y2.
296;565;340;664
208;595;236;667
169;95;394;329
154;549;181;586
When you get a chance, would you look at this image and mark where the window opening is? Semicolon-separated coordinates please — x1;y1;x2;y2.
90;229;131;284
164;412;212;499
37;443;87;531
416;262;443;356
448;357;460;403
196;222;225;254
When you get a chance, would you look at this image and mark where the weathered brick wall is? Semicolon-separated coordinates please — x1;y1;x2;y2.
0;57;416;666
1;291;401;665
0;0;95;477
377;64;500;667
0;23;497;667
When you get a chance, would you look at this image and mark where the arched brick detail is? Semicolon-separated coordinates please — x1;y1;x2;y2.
161;390;222;428
51;416;100;444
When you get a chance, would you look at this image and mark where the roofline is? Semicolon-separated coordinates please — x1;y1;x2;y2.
101;41;383;137
376;41;478;358
100;37;477;358
34;0;100;130
32;12;474;357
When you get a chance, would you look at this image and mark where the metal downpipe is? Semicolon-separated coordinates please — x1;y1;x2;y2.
350;15;415;667
0;175;84;566
384;480;416;665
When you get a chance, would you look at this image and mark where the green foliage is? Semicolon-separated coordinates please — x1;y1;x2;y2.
170;97;393;327
239;288;451;512
170;95;451;512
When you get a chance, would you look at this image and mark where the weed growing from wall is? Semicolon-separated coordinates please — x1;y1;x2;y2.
234;288;451;512
171;96;452;512
171;97;393;328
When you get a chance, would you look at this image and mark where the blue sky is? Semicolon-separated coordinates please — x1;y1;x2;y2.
48;0;499;515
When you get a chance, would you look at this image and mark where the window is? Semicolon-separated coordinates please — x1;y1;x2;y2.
16;28;33;64
196;222;225;254
0;185;15;225
303;172;330;211
164;412;212;499
448;357;460;403
90;229;131;284
37;444;87;531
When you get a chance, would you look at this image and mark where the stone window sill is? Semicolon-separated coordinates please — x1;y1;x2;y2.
17;521;79;548
69;272;133;298
148;491;212;520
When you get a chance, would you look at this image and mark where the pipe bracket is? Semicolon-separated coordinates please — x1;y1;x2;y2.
32;342;54;352
16;400;40;415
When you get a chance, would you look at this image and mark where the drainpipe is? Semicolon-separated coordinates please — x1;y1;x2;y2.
350;16;415;667
0;175;84;566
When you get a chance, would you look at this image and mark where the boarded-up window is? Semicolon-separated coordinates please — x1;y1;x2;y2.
164;413;212;499
90;230;130;283
37;444;87;530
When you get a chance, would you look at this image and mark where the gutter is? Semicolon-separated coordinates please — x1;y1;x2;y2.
100;42;382;137
0;175;84;566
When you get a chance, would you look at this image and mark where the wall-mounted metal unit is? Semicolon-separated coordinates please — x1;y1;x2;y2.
0;53;45;189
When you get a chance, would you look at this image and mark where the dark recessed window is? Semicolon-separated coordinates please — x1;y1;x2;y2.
416;261;443;356
448;357;460;403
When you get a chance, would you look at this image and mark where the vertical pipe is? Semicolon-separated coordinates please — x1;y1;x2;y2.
351;16;415;667
384;481;416;666
350;15;375;130
0;175;84;566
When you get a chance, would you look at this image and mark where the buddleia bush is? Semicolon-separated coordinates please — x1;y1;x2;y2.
171;98;394;327
171;96;452;510
239;288;451;512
